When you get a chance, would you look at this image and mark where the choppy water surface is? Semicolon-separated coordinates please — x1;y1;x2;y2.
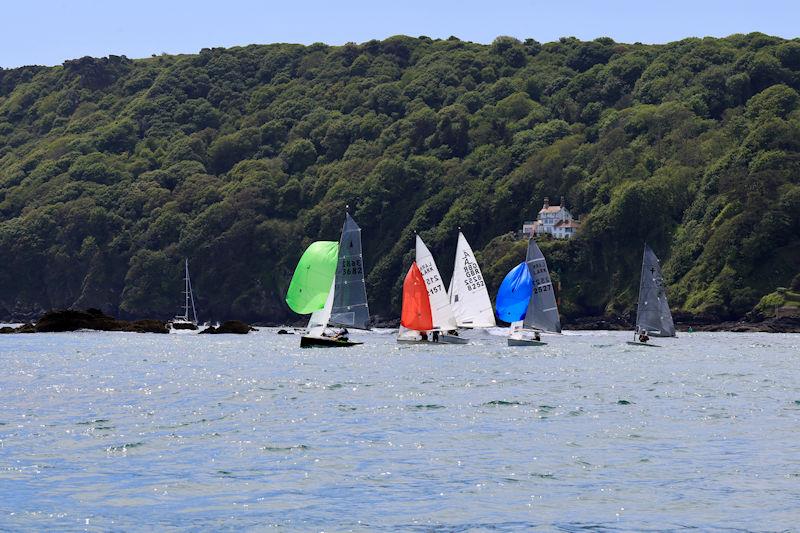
1;329;799;531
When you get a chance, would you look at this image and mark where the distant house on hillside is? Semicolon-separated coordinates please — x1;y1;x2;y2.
521;196;580;240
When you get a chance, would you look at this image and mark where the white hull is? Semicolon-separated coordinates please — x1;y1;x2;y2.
396;333;469;345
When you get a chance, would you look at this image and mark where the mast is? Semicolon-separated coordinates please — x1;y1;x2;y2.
635;245;646;333
181;259;198;324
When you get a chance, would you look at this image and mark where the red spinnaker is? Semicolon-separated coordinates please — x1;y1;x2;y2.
400;262;433;331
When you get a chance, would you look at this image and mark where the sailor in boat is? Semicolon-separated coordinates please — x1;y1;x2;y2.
534;331;541;342
638;329;650;343
420;331;429;342
432;330;440;343
447;329;459;336
318;328;349;342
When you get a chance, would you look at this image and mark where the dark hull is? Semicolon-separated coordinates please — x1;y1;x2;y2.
646;332;675;338
439;335;468;344
300;335;362;348
626;341;662;348
507;338;547;346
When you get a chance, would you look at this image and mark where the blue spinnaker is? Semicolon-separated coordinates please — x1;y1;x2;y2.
495;262;533;323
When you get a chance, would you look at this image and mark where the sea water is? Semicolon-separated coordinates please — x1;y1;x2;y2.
1;329;798;531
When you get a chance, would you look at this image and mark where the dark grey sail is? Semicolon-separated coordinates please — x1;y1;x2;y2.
329;212;370;329
522;239;562;333
635;244;676;337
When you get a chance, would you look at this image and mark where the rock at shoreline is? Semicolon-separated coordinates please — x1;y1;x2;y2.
199;320;256;334
0;309;169;334
686;316;800;333
564;315;632;331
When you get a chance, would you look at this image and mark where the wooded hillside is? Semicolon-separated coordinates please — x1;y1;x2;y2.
1;34;799;322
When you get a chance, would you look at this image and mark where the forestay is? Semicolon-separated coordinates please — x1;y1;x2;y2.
415;235;457;331
522;239;562;333
449;232;495;328
636;244;676;337
330;213;370;329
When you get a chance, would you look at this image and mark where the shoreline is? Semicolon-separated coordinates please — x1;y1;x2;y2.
3;312;799;334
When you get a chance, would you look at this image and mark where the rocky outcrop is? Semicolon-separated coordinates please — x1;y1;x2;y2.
686;316;800;333
199;320;256;334
0;309;168;334
563;312;800;333
564;315;632;331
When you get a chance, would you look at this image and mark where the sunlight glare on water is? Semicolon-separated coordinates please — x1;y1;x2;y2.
1;329;799;530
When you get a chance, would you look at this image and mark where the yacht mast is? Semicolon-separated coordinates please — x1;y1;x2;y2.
181;258;198;323
187;260;197;324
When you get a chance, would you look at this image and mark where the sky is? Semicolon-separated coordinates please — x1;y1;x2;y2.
1;0;798;68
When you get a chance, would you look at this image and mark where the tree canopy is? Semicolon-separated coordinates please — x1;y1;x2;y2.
1;34;799;322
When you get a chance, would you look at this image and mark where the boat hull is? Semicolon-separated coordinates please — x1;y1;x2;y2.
626;341;661;348
508;338;547;346
439;335;468;344
171;321;198;330
300;336;362;348
397;338;425;344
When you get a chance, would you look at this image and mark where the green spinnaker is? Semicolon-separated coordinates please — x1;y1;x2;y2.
285;241;339;314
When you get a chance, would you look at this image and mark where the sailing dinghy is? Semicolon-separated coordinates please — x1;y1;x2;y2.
495;238;561;346
286;213;370;348
627;244;675;347
397;235;466;344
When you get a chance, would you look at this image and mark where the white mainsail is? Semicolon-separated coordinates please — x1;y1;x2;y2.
307;277;335;337
415;235;457;331
449;232;495;328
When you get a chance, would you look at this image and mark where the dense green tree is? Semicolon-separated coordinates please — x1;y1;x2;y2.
1;34;799;323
